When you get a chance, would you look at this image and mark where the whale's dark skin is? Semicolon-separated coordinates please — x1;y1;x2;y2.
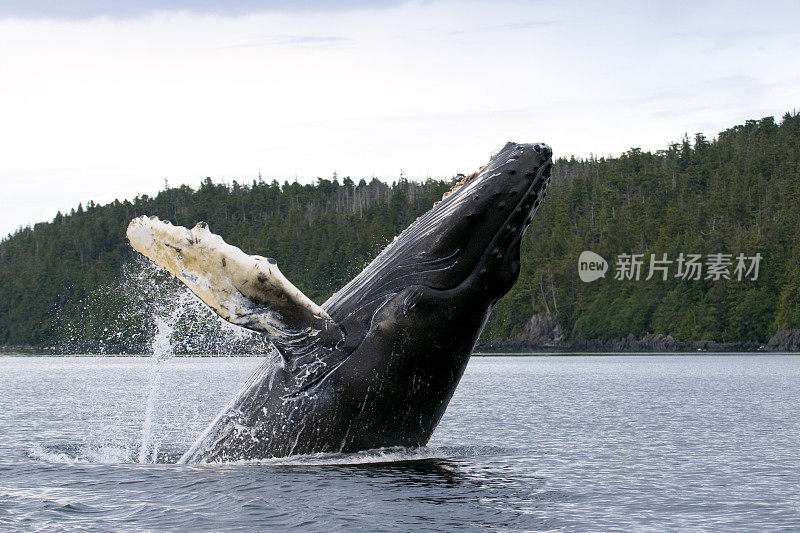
176;142;553;463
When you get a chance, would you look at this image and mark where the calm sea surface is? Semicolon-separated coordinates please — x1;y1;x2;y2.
0;355;798;531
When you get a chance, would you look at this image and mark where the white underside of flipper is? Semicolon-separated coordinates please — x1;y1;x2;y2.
126;216;335;339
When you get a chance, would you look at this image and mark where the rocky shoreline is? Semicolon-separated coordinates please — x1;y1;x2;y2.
475;315;800;353
4;322;800;355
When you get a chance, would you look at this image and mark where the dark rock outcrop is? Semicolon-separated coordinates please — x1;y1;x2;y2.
766;328;800;351
475;314;780;353
517;314;564;346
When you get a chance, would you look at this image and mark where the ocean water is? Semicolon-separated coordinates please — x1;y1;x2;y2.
0;355;798;531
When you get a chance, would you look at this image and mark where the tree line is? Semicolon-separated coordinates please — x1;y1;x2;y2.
1;111;798;351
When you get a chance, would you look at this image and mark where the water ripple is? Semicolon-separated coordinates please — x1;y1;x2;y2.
0;355;798;531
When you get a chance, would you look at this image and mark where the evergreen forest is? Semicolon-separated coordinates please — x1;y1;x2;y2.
1;112;799;352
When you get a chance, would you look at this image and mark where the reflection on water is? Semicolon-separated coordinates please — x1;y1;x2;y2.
1;355;799;530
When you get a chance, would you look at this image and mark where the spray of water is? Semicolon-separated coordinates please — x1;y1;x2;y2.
125;260;270;464
137;294;190;463
48;257;272;463
54;256;271;355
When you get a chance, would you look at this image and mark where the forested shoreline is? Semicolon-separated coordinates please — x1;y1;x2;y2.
2;112;799;353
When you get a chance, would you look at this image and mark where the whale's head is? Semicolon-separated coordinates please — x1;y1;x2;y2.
327;142;552;316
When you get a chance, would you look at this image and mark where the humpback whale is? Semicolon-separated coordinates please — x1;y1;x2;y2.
126;142;553;462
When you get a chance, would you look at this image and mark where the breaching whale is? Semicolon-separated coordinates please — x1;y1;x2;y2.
126;142;553;462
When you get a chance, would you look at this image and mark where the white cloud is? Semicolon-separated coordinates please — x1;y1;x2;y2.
1;0;798;235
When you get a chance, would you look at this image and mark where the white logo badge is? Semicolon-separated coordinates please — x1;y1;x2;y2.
578;251;608;282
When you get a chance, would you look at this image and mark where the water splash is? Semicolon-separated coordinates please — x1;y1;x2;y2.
138;295;187;464
28;443;134;464
54;256;271;355
130;262;264;463
48;257;275;463
231;446;445;466
28;442;490;466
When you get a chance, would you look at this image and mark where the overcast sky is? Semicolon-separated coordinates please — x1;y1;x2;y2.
1;0;798;236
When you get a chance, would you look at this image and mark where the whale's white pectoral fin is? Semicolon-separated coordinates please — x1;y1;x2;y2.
126;216;339;342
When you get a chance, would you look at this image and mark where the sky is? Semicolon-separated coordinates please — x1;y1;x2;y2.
1;0;798;237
